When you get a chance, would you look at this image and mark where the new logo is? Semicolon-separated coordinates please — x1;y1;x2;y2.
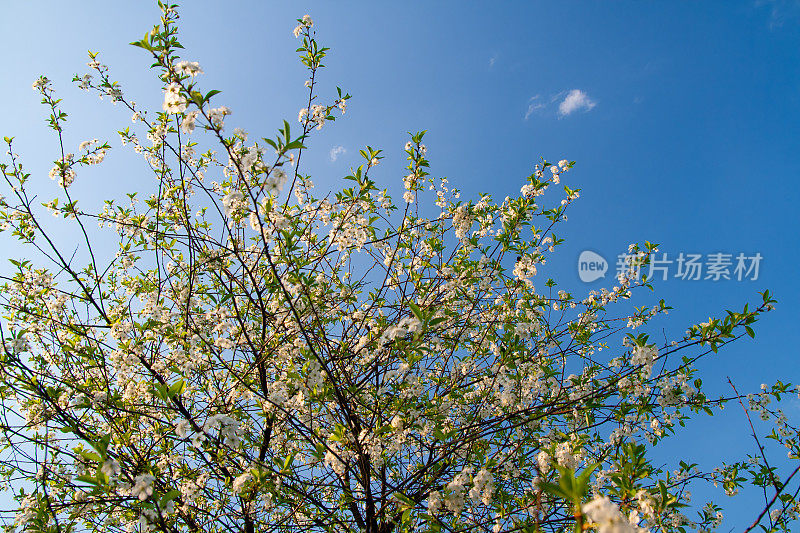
578;250;607;282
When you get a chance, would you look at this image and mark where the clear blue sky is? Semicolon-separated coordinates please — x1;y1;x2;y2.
1;1;799;527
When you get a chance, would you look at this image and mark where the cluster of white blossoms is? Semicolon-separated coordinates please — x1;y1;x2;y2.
520;181;543;198
174;60;203;77
468;468;495;505
232;470;254;494
324;448;347;476
768;503;800;527
630;344;658;377
536;450;552;475
513;254;538;284
264;168;288;196
222;191;246;217
554;441;580;470
298;103;327;130
139;503;174;532
222;178;289;229
430;466;495;515
748;389;777;421
403;172;417;203
292;14;313;38
208;105;231;130
180;110;200;133
13;495;38;527
100;459;121;478
401;141;427;203
550;159;570;184
146;122;168;148
582;496;645;533
201;414;243;448
178;472;209;510
451;204;473;242
430;466;473;515
31;75;49;91
3;336;28;355
381;315;423;343
78;139;95;152
48;155;77;188
129;474;155;501
234;143;262;172
327;205;372;251
162;82;187;114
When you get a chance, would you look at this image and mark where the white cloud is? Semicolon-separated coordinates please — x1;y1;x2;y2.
524;95;544;120
558;89;596;117
329;145;346;162
489;54;498;68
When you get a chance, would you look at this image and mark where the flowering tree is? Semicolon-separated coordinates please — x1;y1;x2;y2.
1;4;798;533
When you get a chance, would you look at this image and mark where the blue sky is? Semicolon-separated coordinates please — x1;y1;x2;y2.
2;1;799;527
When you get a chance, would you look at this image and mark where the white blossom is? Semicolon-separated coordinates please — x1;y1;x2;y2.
163;83;187;114
130;474;155;501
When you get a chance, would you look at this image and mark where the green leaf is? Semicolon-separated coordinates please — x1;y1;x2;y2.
408;301;423;321
76;474;100;486
204;90;221;103
539;481;570;501
161;489;182;506
168;379;185;399
283;453;295;472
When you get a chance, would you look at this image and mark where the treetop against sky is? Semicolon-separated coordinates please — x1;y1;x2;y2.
0;2;799;532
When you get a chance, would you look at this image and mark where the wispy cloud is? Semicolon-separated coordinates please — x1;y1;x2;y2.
550;90;567;104
755;0;800;28
524;95;545;120
489;54;498;68
558;89;596;117
329;145;346;162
